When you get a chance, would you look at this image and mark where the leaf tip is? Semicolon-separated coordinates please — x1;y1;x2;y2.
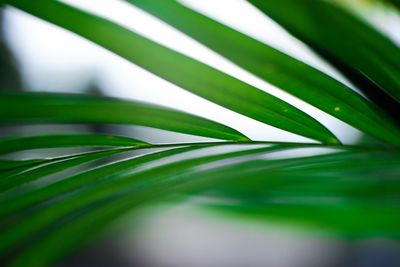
326;137;341;146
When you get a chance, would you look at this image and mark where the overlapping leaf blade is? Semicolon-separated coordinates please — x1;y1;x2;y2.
127;0;400;147
204;152;400;237
5;0;339;144
0;148;131;192
249;0;400;105
0;134;147;155
0;145;205;218
0;159;46;171
1;145;399;267
0;1;399;267
1;144;283;262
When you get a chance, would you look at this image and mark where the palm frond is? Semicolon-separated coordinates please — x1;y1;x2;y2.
127;0;400;147
249;0;400;116
6;0;339;144
0;0;399;266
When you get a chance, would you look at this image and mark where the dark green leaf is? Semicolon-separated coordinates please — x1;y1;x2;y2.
249;0;400;104
0;159;46;171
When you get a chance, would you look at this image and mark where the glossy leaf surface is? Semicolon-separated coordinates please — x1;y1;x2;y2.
0;92;247;141
1;144;399;267
6;0;339;144
249;0;400;103
0;1;399;267
128;0;400;147
0;134;147;155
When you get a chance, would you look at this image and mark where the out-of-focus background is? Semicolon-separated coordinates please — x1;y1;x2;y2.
1;0;400;266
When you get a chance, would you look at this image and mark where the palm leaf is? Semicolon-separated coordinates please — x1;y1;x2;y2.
0;0;399;266
0;158;46;171
249;0;400;114
0;134;147;155
2;145;399;267
0;92;247;141
127;0;400;147
0;148;131;192
5;0;339;144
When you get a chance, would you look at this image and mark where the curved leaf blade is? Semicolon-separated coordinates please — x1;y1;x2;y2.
249;0;400;104
0;144;284;256
3;146;400;267
0;159;46;171
0;148;130;192
0;133;147;155
6;0;338;144
0;144;282;218
203;152;400;237
127;0;400;147
0;92;248;141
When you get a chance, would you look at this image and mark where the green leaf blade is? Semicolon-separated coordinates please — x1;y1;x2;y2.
6;0;339;144
248;0;400;103
0;148;130;192
0;92;248;141
0;133;147;155
127;0;400;147
3;145;400;267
